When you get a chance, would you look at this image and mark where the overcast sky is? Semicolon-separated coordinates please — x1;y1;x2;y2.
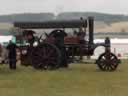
0;0;127;15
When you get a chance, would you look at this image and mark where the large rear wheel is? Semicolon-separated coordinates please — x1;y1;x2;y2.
31;43;61;70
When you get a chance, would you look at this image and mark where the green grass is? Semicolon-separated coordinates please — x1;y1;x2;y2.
0;60;127;96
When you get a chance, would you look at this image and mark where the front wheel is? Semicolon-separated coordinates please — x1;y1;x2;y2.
96;52;120;71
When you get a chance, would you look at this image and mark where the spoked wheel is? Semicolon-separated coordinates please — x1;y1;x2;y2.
31;43;61;70
96;52;119;71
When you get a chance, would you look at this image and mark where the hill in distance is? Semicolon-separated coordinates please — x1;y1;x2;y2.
0;12;128;33
0;12;127;23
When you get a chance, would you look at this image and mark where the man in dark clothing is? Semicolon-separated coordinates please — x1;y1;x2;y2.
50;29;68;68
7;40;17;69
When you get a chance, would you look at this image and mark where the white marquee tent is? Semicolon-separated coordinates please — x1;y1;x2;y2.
94;38;128;44
0;36;16;45
94;38;128;59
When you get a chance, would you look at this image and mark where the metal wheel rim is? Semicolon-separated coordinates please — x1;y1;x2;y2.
97;52;119;71
31;43;61;70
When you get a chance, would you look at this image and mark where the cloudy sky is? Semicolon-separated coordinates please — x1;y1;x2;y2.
0;0;127;15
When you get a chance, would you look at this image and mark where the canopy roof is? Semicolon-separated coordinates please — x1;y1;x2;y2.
14;19;87;29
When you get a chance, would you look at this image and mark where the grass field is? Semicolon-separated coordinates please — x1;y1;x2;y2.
0;60;127;96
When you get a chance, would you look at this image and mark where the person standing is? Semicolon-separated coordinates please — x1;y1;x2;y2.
7;40;17;69
50;29;68;68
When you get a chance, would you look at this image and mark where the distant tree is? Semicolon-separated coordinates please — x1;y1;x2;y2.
121;28;126;32
9;27;24;44
120;28;127;35
9;27;23;36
